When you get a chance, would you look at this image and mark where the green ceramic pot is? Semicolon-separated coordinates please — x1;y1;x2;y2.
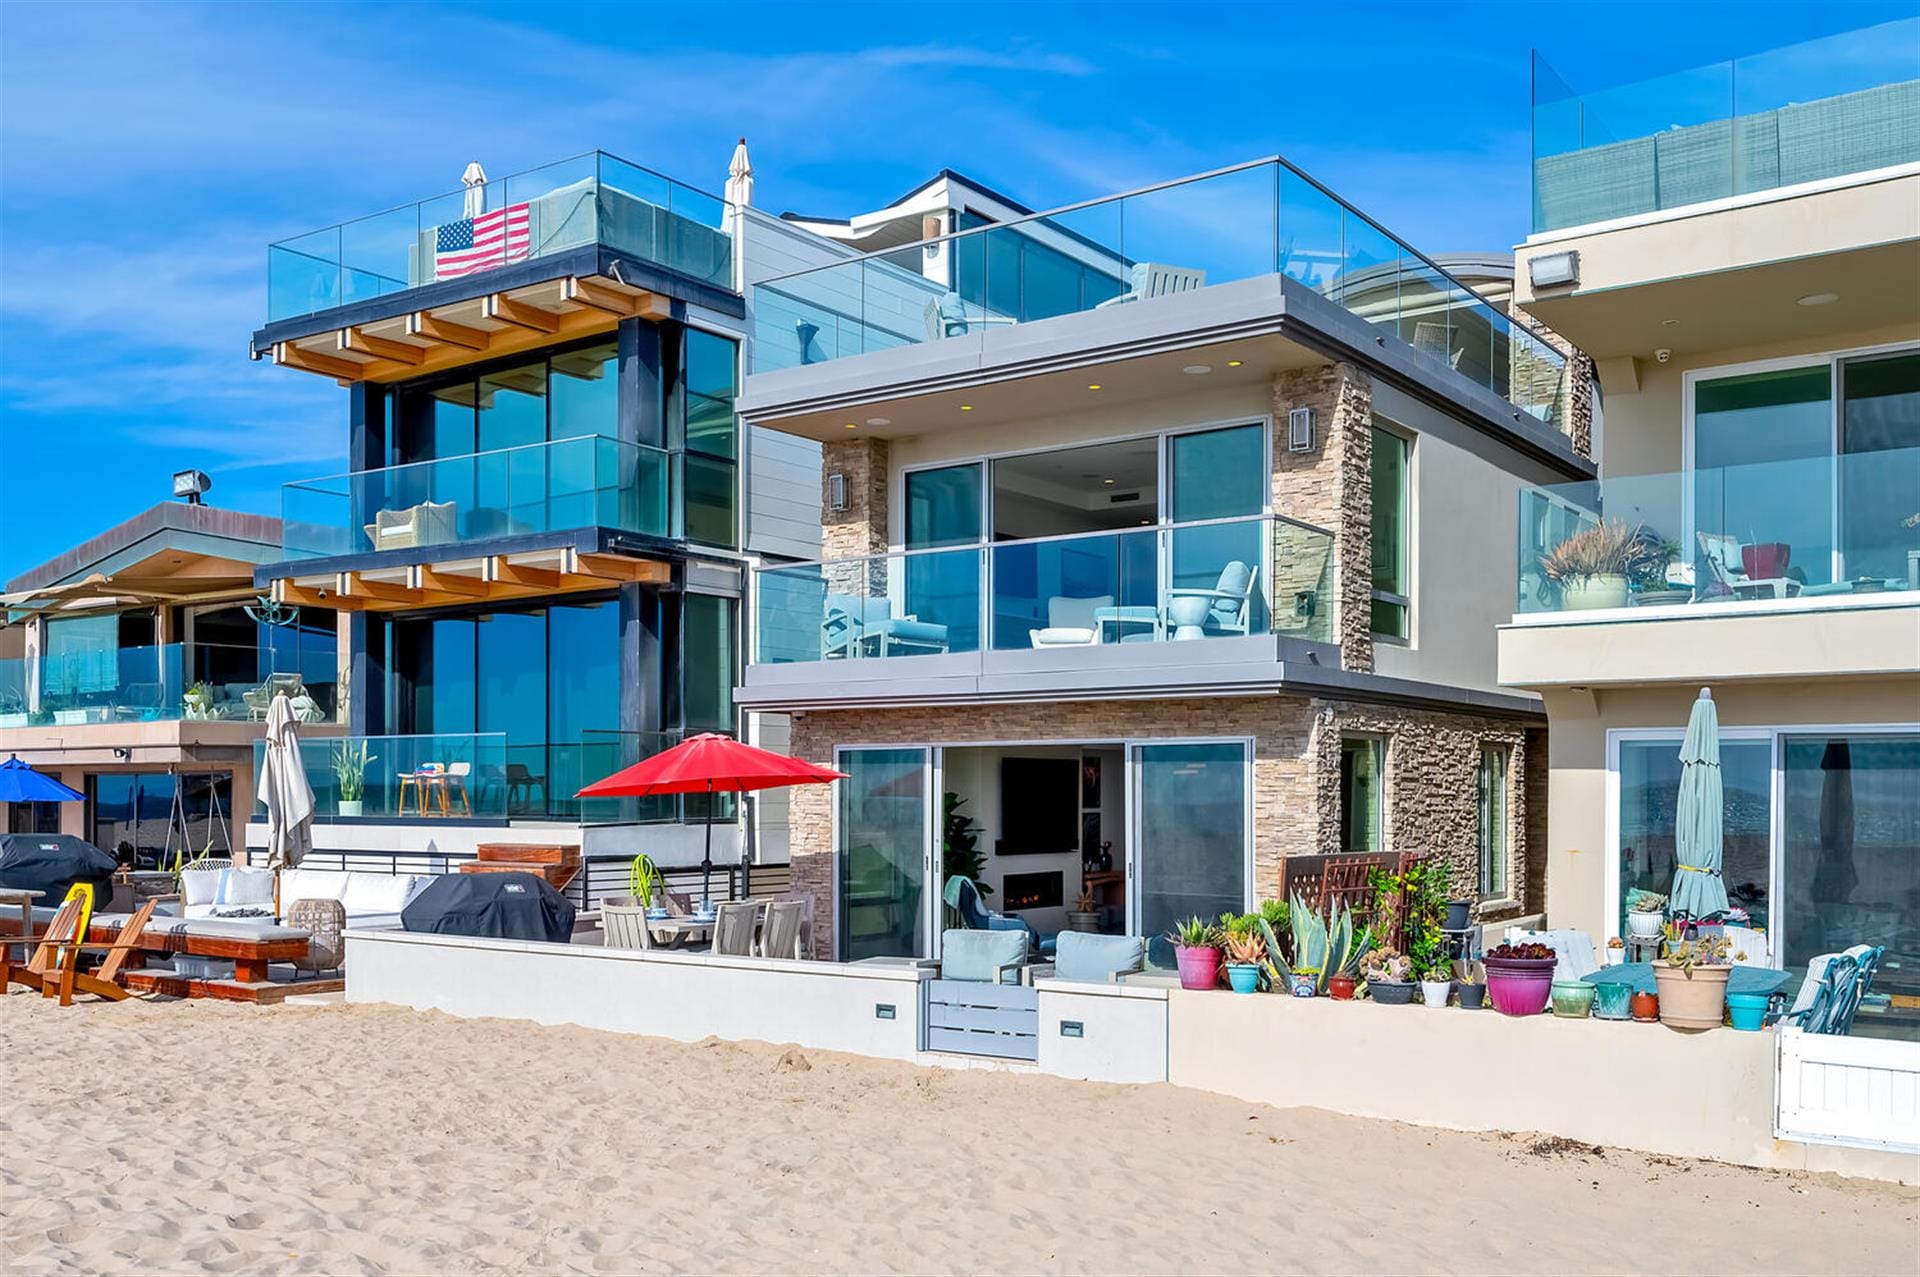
1591;981;1634;1020
1550;979;1596;1018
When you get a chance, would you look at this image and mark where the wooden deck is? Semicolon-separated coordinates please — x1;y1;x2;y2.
123;969;342;1004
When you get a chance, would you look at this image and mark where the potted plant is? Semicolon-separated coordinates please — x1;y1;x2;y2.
1625;888;1667;940
1444;899;1472;931
1066;885;1101;934
1261;894;1370;999
1169;915;1224;991
1539;518;1641;610
1361;949;1416;1004
942;793;989;898
1604;936;1626;966
1455;959;1487;1009
1419;957;1453;1008
1653;925;1732;1031
1220;917;1266;995
1484;940;1558;1015
1630;990;1660;1022
332;741;375;817
183;681;216;720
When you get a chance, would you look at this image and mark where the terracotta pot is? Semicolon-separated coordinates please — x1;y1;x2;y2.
1630;991;1660;1022
1175;944;1222;991
1652;961;1730;1030
1328;974;1357;1001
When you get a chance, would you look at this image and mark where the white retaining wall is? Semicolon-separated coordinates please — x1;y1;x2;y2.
1036;980;1169;1084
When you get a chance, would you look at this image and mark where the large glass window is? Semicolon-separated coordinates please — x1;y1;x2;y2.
546;599;621;819
392;338;623;465
1478;745;1511;899
951;212;1127;322
1616;736;1773;938
548;341;618;441
1692;366;1834;589
838;748;930;961
1340;737;1385;852
905;464;983;549
1781;732;1919;1038
87;771;233;870
680;594;737;735
1370;425;1410;639
678;329;739;547
1839;351;1920;585
1168;424;1264;523
1135;742;1249;968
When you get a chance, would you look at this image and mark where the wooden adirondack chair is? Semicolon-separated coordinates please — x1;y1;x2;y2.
12;900;156;1006
2;896;84;994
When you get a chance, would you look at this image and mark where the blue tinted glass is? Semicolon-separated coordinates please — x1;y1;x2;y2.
549;342;618;441
1169;425;1264;521
905;464;982;549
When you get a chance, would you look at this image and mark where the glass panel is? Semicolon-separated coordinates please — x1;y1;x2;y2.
1780;732;1920;1040
1616;737;1773;938
838;748;929;961
991;437;1159;538
87;772;233;871
1340;739;1383;852
1841;352;1920;585
684;330;738;460
1370;427;1409;638
1337;214;1402;337
1136;742;1248;968
546;600;620;821
1167;519;1266;636
253;733;509;821
1168;425;1263;522
477;361;548;452
477;611;547;816
905;464;983;549
1478;747;1510;898
681;453;737;547
1693;366;1833;592
992;529;1157;650
549;341;618;441
1276;166;1346;298
681;594;736;734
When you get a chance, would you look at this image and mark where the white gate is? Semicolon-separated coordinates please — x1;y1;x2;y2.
1775;1027;1920;1154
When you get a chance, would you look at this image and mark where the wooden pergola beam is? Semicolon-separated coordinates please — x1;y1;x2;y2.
273;342;367;381
272;580;361;612
408;311;492;351
575;552;672;585
484;294;561;333
340;327;426;365
340;573;421;604
563;276;640;316
414;566;490;597
489;557;562;589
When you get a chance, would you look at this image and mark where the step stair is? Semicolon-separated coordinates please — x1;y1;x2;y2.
459;843;582;890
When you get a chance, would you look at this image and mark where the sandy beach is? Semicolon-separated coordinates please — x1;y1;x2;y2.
1;994;1914;1275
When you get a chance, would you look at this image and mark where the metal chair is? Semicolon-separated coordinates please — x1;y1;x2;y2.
1772;944;1885;1036
711;901;759;957
757;900;805;959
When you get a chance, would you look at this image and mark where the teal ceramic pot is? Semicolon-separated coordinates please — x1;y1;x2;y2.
1550;980;1596;1018
1226;963;1262;994
1591;981;1634;1020
1726;990;1769;1031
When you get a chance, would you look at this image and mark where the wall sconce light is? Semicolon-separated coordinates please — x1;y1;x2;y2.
826;472;848;513
1288;407;1315;452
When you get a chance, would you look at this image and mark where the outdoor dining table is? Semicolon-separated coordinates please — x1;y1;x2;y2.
647;914;717;949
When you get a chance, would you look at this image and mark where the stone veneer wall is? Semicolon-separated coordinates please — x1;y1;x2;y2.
785;696;1536;959
1270;364;1374;672
821;436;889;559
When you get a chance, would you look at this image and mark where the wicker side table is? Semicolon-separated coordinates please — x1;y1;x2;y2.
284;897;347;975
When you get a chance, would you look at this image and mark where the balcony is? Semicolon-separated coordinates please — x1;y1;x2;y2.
266;151;732;324
745;516;1335;707
749;158;1568;428
0;642;338;727
1531;19;1920;234
1516;446;1920;620
279;435;669;561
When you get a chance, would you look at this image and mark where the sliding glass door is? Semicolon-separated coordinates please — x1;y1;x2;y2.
837;747;933;961
1131;741;1250;967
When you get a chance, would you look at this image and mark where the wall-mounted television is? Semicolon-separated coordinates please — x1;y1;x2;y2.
997;756;1080;855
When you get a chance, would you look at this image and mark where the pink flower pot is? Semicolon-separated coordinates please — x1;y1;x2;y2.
1175;944;1223;991
1742;542;1790;581
1484;956;1556;1016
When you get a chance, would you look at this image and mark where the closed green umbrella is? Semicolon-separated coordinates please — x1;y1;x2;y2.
1669;687;1730;920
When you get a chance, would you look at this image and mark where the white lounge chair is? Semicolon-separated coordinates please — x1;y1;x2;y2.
365;499;457;551
1030;594;1115;647
1697;532;1797;600
1095;262;1206;308
1164;562;1257;639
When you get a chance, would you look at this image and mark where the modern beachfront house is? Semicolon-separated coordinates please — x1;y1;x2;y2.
1504;20;1920;1036
736;157;1597;962
244;150;819;883
0;499;335;863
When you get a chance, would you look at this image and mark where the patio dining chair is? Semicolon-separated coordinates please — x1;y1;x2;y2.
757;899;805;960
1772;944;1884;1036
1164;561;1257;639
711;901;759;957
598;895;656;950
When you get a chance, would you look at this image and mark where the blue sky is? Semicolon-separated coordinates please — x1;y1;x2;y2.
1;0;1912;583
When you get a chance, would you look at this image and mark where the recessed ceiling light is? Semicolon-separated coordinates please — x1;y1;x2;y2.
1182;364;1212;375
959;404;973;411
1660;318;1679;327
843;422;859;429
1102;478;1115;485
1797;292;1839;307
865;417;891;426
1087;383;1102;391
1226;359;1244;367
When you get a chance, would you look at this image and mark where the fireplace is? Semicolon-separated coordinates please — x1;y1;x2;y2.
1002;870;1063;911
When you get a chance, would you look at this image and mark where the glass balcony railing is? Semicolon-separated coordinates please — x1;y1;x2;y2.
1517;446;1920;615
2;642;339;726
280;434;669;560
1532;19;1920;232
253;732;509;821
555;729;730;825
267;151;733;323
755;515;1334;665
751;158;1568;427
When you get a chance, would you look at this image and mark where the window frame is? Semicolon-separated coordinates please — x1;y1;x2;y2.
1476;743;1513;902
1338;733;1389;854
1368;420;1413;643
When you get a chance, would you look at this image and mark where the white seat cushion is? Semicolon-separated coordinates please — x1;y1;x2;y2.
280;868;351;905
1031;627;1098;646
216;868;277;907
180;870;222;908
340;872;431;916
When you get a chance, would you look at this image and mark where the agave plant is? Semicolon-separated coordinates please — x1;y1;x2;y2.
1169;915;1221;950
1260;895;1373;995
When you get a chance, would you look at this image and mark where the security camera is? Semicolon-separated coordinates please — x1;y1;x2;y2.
1654;348;1672;364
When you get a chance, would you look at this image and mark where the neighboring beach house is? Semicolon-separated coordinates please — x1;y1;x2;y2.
244;151;821;884
1503;21;1920;1036
0;500;332;862
736;156;1599;963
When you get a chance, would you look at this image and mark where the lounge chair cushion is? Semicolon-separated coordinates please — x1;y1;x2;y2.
341;872;431;916
941;928;1028;982
1054;931;1145;983
216;868;277;907
180;869;222;907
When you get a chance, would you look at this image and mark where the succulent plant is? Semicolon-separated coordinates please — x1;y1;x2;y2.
1361;948;1413;984
1486;941;1556;961
1169;915;1221;949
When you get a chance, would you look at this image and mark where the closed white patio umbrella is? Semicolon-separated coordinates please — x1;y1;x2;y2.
462;161;488;218
1668;687;1730;921
261;691;315;870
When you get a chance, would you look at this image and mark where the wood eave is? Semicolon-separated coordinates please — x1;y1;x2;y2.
266;547;670;613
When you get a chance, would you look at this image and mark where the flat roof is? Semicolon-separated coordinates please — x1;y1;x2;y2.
6;502;283;594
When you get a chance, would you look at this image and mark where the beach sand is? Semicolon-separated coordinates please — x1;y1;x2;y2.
2;994;1914;1275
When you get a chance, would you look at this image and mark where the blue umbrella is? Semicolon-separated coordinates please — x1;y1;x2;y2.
0;756;85;803
1668;688;1730;920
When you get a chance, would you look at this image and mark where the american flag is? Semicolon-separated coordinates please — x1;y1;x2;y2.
434;202;531;279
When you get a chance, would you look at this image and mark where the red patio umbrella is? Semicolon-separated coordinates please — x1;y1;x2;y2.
577;733;846;907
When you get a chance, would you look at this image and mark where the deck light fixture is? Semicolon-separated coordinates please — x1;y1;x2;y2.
172;469;212;505
1528;250;1579;290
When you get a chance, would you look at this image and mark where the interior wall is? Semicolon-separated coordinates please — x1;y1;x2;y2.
941;742;1125;935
